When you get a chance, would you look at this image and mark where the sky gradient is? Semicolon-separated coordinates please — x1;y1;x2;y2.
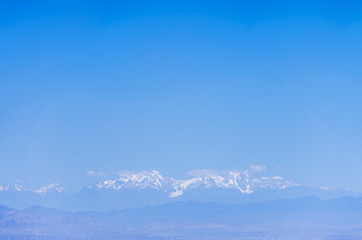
1;1;362;192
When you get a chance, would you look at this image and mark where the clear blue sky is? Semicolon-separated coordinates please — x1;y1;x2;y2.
1;1;362;192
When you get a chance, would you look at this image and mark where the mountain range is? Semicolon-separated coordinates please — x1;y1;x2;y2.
2;196;362;240
0;170;359;211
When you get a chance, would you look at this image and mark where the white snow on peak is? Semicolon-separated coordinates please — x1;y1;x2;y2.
14;184;25;192
0;185;9;192
96;170;174;192
0;183;66;195
0;184;26;192
32;183;66;196
319;186;333;191
169;170;254;196
169;188;183;198
93;169;299;198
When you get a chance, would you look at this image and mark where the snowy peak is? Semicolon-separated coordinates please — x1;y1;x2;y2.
0;184;27;192
92;169;298;198
168;171;252;198
32;183;66;196
95;170;174;192
0;183;65;196
255;176;297;190
169;170;298;197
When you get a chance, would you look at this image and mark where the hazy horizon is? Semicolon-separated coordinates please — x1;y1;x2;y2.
2;1;362;239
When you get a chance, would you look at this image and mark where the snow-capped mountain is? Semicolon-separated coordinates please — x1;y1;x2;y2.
91;170;298;198
0;184;26;192
0;183;65;195
0;170;359;211
0;183;67;210
32;183;66;196
92;170;175;192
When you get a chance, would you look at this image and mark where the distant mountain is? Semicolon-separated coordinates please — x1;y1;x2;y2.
0;170;360;211
32;183;66;196
73;170;358;210
2;197;362;240
87;196;362;228
90;170;298;197
0;183;67;210
0;205;103;237
0;184;26;192
89;196;362;239
0;183;65;195
0;204;163;240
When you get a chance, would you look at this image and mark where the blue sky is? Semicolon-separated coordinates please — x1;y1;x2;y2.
1;1;362;191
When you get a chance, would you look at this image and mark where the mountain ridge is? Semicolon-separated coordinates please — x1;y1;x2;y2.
0;169;360;211
2;196;362;239
90;169;298;198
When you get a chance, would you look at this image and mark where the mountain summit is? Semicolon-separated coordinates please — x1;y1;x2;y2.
91;169;298;198
0;169;357;211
